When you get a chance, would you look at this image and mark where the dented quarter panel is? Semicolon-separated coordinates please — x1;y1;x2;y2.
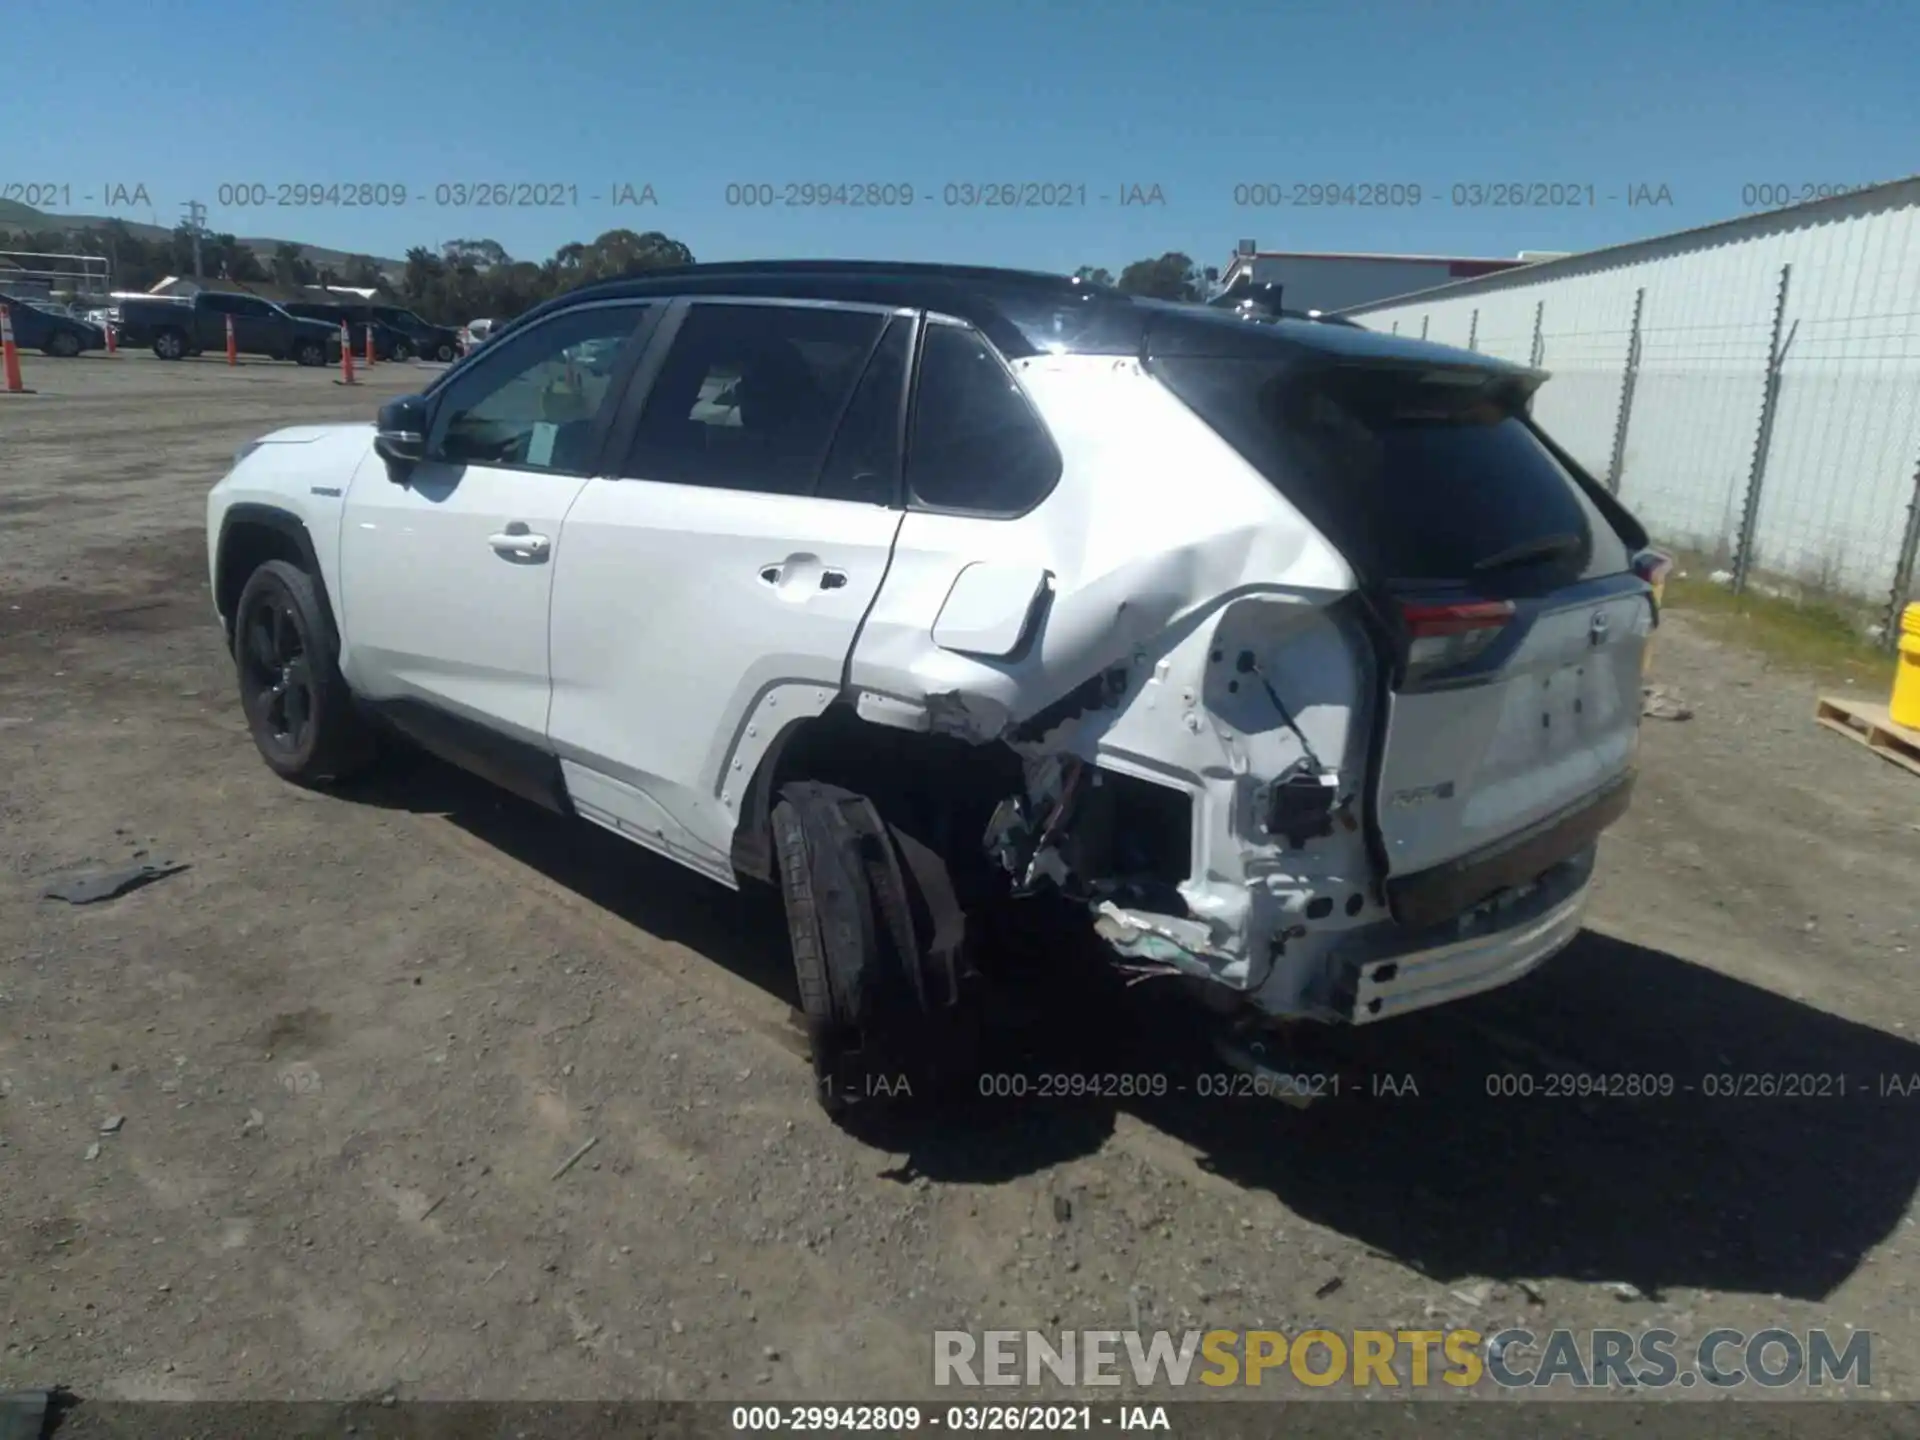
845;355;1354;738
846;353;1380;1001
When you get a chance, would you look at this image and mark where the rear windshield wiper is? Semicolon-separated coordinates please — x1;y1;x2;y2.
1471;532;1582;572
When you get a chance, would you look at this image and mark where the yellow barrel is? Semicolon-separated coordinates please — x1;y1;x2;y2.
1893;602;1920;730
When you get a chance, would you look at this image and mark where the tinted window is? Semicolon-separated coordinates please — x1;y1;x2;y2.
815;317;910;505
429;302;651;475
620;302;887;495
1149;358;1631;587
906;322;1061;514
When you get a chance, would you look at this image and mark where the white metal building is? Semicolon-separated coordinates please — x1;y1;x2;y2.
1335;178;1920;630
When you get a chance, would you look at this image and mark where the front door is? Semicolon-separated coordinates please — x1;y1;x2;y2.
335;298;660;745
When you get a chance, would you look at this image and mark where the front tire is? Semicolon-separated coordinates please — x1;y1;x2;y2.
433;340;456;363
153;329;185;360
232;560;374;785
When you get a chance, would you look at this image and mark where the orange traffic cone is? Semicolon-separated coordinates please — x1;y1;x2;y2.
0;305;25;392
335;321;357;386
226;314;238;365
104;314;118;356
364;325;376;370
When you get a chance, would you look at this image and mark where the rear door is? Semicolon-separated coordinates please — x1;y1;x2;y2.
1149;354;1654;883
545;298;911;882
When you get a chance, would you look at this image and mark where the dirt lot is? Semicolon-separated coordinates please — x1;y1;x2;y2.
3;355;1920;1412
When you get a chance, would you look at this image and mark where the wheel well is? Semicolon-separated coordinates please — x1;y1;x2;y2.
216;514;330;645
730;702;1025;893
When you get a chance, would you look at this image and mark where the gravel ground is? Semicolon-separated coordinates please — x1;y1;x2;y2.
2;356;1918;1412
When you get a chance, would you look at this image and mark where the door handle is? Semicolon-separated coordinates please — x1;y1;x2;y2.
489;529;551;560
757;558;850;593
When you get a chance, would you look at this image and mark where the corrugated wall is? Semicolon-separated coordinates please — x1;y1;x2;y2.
1342;186;1920;628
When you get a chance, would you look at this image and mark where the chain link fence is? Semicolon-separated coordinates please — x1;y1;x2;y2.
1343;192;1920;648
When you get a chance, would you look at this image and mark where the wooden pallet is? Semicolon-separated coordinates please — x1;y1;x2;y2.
1816;695;1920;779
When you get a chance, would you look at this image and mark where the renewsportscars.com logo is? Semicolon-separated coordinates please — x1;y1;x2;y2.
933;1328;1873;1391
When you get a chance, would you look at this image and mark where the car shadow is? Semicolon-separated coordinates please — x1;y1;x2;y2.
346;749;1920;1305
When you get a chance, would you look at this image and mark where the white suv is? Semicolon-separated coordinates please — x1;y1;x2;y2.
206;262;1667;1115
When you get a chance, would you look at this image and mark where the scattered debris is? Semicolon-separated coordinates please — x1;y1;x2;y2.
1641;684;1694;721
551;1136;599;1181
1515;1278;1546;1305
419;1194;447;1221
1449;1282;1491;1309
84;1142;101;1162
99;1115;124;1135
1052;1195;1072;1223
1606;1280;1647;1301
241;1109;265;1135
1709;570;1734;586
1313;1275;1344;1299
40;860;188;905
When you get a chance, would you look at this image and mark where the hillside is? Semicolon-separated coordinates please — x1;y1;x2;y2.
0;199;405;274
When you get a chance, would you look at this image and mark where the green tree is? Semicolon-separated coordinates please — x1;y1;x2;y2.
1074;265;1115;287
270;241;315;288
343;254;385;288
1116;251;1206;302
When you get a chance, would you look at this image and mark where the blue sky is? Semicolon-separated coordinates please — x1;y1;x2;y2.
3;0;1914;275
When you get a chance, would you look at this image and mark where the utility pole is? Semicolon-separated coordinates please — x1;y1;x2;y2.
182;200;207;280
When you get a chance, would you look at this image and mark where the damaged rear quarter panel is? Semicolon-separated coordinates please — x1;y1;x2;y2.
1075;595;1383;997
846;354;1382;1003
846;355;1352;736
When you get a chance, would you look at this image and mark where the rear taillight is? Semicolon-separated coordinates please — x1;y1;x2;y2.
1400;598;1516;675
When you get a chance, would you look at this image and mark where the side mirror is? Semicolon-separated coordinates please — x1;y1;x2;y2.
374;394;428;476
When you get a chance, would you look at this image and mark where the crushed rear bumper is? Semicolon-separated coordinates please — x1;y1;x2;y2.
1312;842;1597;1024
1385;771;1634;931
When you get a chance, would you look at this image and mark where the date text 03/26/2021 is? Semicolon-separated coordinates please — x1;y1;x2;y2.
850;1068;1920;1103
206;182;659;209
729;1405;1171;1433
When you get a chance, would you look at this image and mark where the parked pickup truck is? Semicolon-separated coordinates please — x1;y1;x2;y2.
119;292;340;365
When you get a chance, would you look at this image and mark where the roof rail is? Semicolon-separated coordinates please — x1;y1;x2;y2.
571;258;1120;296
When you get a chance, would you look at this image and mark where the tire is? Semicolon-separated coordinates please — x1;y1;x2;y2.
232;559;375;785
392;340;415;362
293;340;324;368
152;329;185;360
47;331;81;358
433;340;455;363
772;782;977;1118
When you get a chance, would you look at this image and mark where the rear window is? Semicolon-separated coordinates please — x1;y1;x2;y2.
1149;357;1632;587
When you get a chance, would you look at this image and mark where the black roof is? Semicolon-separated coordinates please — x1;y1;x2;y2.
498;260;1535;374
